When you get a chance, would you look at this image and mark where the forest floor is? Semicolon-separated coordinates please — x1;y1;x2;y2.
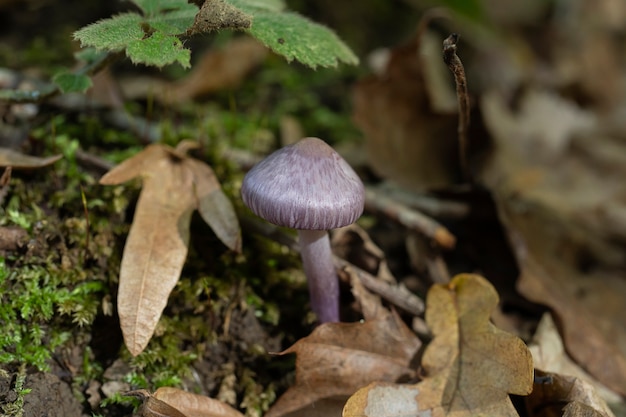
1;1;626;417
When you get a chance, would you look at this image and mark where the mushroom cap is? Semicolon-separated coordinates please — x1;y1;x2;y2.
241;137;365;230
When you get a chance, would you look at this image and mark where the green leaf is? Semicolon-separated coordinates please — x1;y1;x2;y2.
74;13;144;51
52;72;93;94
228;0;286;12
131;0;196;16
248;11;358;68
221;0;357;68
147;7;198;34
126;31;191;68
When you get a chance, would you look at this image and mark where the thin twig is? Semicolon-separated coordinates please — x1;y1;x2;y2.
79;185;90;263
241;216;425;316
377;182;470;219
443;33;471;182
336;257;424;315
0;167;12;206
75;149;114;174
365;186;456;249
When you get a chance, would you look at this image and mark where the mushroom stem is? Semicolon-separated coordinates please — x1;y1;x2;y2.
297;229;339;323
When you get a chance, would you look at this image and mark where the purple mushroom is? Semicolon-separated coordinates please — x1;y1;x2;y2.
241;137;365;322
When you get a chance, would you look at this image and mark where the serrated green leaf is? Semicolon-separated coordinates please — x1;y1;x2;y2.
126;31;191;68
247;11;358;68
52;72;93;93
74;13;144;51
132;0;195;16
227;0;285;13
147;7;198;35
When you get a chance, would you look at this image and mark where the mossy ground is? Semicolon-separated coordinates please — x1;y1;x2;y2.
0;51;365;417
0;109;289;416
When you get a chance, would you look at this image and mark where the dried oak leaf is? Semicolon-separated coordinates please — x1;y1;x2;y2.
480;89;626;395
0;147;62;169
131;388;244;417
343;274;533;417
266;309;421;417
529;313;621;403
525;370;616;417
100;142;241;356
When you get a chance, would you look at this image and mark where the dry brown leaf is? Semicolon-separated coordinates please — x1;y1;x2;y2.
348;269;385;321
0;148;62;169
100;143;240;356
130;388;244;417
153;387;245;417
343;274;533;417
525;370;616;417
353;28;458;191
332;224;395;284
480;87;626;395
516;250;626;396
529;314;621;403
184;157;241;252
265;310;421;417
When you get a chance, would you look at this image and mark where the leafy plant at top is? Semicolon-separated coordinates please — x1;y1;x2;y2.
99;141;241;356
73;0;358;69
73;0;197;68
192;0;358;68
343;274;534;417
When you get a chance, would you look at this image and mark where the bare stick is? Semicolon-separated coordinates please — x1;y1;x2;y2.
241;216;425;316
0;167;12;206
377;182;470;219
443;33;471;182
365;186;456;249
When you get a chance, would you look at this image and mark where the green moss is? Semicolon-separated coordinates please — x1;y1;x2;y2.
0;364;30;417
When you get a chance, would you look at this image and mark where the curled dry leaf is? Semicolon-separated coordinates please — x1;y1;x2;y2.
184;157;241;252
0;147;62;169
526;370;616;417
266;309;421;417
153;387;245;417
131;389;187;417
343;274;534;417
529;313;621;403
130;388;245;417
100;143;241;356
